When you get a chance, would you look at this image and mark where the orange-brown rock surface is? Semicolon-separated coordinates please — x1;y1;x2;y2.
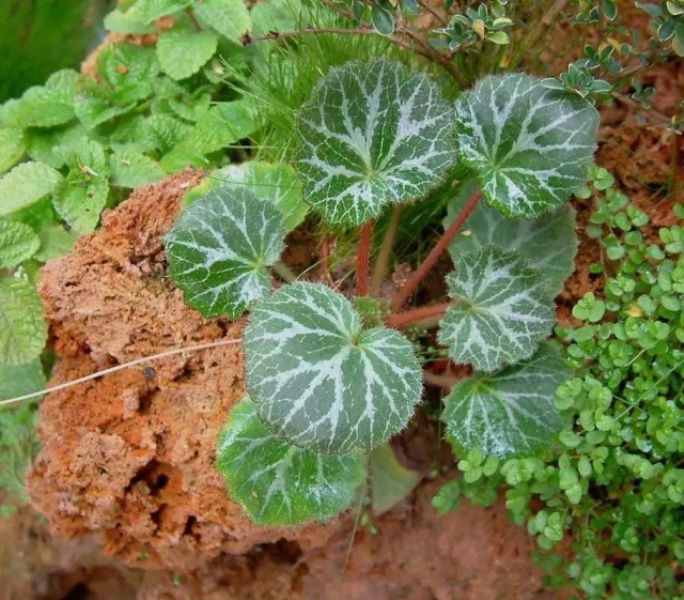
27;171;338;571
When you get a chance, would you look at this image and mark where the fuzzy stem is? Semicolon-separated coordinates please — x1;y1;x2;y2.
391;190;481;311
370;206;401;296
0;338;243;408
386;302;452;329
356;221;375;296
273;261;297;283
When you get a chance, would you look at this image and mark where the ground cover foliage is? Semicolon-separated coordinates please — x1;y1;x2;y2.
0;1;682;597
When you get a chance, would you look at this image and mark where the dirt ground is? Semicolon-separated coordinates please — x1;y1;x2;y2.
2;16;682;600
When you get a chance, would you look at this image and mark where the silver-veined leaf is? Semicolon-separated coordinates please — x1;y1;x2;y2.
245;282;423;454
295;59;456;225
444;343;570;457
438;246;555;373
455;73;599;218
0;220;40;268
445;179;578;296
0;276;48;366
165;187;285;318
216;397;366;526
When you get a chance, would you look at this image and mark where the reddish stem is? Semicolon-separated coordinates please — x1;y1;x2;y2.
320;236;332;283
386;302;452;329
390;191;481;311
356;221;375;296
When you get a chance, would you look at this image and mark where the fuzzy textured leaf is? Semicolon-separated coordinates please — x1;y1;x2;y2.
216;397;366;525
0;162;63;216
157;29;218;80
438;246;555;373
445;181;578;296
0;276;48;366
0;220;40;268
207;162;308;231
0;127;26;173
444;343;571;457
8;70;78;129
110;150;166;188
295;59;455;225
455;73;599;218
195;0;251;41
166;187;285;318
245;282;423;454
0;358;46;401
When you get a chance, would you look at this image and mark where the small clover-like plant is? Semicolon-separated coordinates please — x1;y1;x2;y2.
165;58;599;527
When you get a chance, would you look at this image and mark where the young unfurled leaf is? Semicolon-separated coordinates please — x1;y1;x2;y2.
0;127;26;173
202;162;308;231
445;181;578;296
157;29;218;81
245;282;423;454
295;59;456;225
369;443;420;515
455;73;599;218
0;220;40;268
195;0;252;41
444;343;570;458
216;397;366;526
438;246;555;373
165;187;285;318
0;162;63;216
0;276;48;366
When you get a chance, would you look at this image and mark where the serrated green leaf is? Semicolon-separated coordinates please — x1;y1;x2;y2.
438;246;555;373
455;73;599;218
104;8;157;34
0;162;63;216
444;343;570;458
166;187;285;318
245;282;423;454
109;150;166;188
0;358;46;401
25;124;90;169
0;127;26;173
251;0;302;36
445;181;578;296
145;113;192;154
8;70;79;129
125;0;191;23
216;397;366;525
295;59;456;225
157;29;218;80
97;43;159;103
0;220;40;268
195;0;251;41
370;443;420;515
208;162;308;231
0;276;48;366
34;225;78;263
161;101;258;170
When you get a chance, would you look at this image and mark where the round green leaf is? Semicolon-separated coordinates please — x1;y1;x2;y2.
205;162;308;231
0;162;63;216
444;343;571;457
109;150;166;188
0;276;48;366
245;282;423;454
0;220;40;268
445;180;578;296
157;29;219;81
295;59;456;225
438;246;555;373
195;0;251;42
216;397;366;526
455;73;599;218
165;187;285;318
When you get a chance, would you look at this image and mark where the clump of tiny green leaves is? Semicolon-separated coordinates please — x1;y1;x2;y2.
434;173;684;599
162;53;600;526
